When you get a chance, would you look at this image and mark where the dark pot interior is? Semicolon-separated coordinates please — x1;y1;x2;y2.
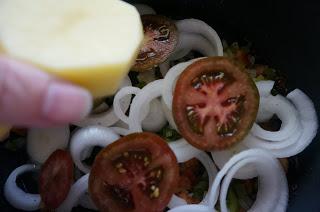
1;0;319;211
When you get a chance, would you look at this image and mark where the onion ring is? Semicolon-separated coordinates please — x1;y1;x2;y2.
211;142;258;180
74;76;131;127
251;94;300;142
208;149;287;212
168;152;218;209
27;126;70;164
70;126;120;173
128;80;164;132
113;86;141;124
4;164;41;211
57;174;89;212
175;19;223;56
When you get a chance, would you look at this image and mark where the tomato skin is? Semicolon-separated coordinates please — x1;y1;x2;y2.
132;15;178;72
39;149;73;209
89;132;179;212
173;57;259;150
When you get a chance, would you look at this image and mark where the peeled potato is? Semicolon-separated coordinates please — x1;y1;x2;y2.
0;0;143;98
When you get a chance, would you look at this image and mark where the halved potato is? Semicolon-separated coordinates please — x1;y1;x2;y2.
0;0;143;97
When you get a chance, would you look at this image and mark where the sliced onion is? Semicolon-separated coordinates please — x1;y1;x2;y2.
133;3;156;15
109;127;130;136
168;204;213;212
74;76;131;127
57;174;89;212
113;86;141;124
255;80;275;98
251;94;300;142
243;89;318;158
175;19;223;56
269;89;318;157
168;138;202;163
27;126;70;164
208;149;287;212
4;164;41;211
218;150;288;212
172;32;217;58
128;80;164;132
161;98;178;130
142;98;167;132
255;80;275;122
168;152;218;209
211;142;258;180
162;60;194;110
70;126;120;173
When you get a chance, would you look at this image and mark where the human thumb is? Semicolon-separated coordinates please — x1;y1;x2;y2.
0;56;92;127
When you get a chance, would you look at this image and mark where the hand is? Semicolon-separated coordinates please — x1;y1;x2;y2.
0;56;92;127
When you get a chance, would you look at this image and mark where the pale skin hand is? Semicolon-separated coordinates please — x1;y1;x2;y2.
0;56;92;127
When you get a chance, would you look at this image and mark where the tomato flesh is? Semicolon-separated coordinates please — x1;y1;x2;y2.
39;149;73;209
173;57;259;150
89;132;179;212
133;15;178;72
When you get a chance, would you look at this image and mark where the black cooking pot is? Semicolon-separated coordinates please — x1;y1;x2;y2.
0;0;319;211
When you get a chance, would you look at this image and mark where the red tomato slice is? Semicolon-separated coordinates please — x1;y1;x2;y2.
89;132;179;212
173;57;259;150
39;149;73;209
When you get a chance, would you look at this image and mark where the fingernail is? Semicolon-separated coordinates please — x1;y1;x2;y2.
43;83;92;123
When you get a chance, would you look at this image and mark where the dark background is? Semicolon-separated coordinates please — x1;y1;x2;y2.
1;0;319;211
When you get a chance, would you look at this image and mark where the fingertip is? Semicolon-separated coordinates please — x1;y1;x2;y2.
42;82;93;123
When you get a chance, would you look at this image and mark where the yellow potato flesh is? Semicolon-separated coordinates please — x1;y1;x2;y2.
0;0;143;98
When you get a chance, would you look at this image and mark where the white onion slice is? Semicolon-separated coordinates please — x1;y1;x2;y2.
70;126;120;173
161;98;178;130
169;204;213;212
162;61;194;110
142;98;167;132
255;80;275;122
211;142;257;180
175;19;223;56
219;151;288;212
128;80;164;132
256;80;275;98
172;33;217;59
243;89;318;158
4;164;41;211
168;139;202;163
27;126;70;164
133;3;156;15
251;94;300;142
113;86;141;124
57;174;89;212
168;152;218;209
109;127;130;136
74;76;131;127
269;89;318;157
208;149;287;212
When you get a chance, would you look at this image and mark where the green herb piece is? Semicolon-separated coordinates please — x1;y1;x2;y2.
136;81;147;89
157;124;181;142
227;188;240;212
191;172;209;200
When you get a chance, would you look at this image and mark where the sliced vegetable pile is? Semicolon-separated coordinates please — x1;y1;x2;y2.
2;4;318;212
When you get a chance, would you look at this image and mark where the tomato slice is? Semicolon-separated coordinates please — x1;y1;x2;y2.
39;149;73;209
89;132;179;212
132;15;178;72
173;57;259;150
